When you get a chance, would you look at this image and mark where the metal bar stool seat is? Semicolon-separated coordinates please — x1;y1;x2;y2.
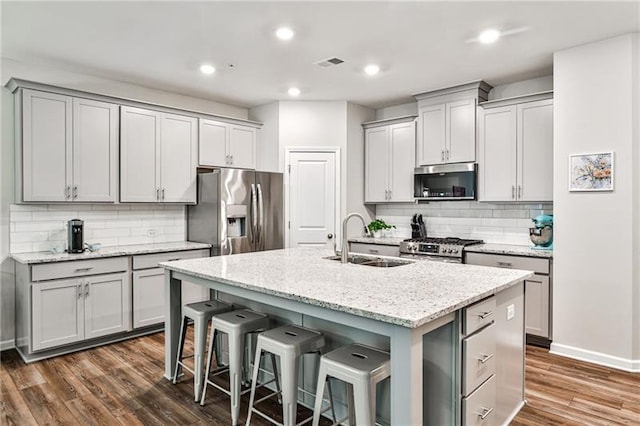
200;309;274;425
312;343;390;426
246;324;331;426
172;299;233;401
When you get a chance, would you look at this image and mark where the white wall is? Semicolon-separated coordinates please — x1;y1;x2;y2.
488;75;553;100
552;33;639;371
375;101;417;120
0;58;250;349
250;102;280;172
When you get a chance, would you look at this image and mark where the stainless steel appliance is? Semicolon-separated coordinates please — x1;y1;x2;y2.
414;163;477;200
187;169;284;255
399;237;483;263
67;219;84;253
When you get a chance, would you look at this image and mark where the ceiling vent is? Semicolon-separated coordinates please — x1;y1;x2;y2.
315;57;345;67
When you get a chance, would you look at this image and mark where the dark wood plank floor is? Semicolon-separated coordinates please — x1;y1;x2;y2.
2;332;639;425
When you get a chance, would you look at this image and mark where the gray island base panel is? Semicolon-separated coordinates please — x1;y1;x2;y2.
161;247;532;425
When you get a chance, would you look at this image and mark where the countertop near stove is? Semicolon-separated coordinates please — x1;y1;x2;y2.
161;247;533;328
10;241;212;264
348;237;405;246
465;243;553;259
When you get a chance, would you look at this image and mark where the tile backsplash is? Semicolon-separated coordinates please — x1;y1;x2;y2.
376;201;553;245
9;204;186;253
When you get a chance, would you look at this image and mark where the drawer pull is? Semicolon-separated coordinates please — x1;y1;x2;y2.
478;311;493;319
368;249;379;254
74;267;94;273
167;258;181;262
476;353;494;364
496;261;513;268
477;407;494;420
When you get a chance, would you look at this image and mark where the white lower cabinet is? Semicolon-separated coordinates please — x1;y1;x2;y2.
349;242;400;257
31;266;130;351
132;249;210;328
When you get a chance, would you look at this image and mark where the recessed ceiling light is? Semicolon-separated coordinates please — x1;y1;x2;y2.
364;64;380;76
200;64;215;75
288;87;301;97
276;27;294;41
478;29;501;44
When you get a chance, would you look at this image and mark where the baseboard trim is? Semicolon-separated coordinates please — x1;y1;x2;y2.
550;342;639;372
0;339;16;352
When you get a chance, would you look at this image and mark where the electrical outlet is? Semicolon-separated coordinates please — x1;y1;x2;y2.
507;304;515;320
147;229;157;237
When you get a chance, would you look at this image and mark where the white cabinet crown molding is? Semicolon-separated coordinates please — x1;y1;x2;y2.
362;115;417;129
413;80;493;104
6;78;262;129
479;90;554;109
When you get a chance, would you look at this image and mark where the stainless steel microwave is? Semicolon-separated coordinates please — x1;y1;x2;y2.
414;163;477;200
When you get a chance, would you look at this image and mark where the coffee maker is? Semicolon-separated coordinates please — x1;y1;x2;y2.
67;219;84;253
529;214;553;250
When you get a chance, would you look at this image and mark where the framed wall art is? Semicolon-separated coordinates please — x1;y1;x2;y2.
569;152;614;191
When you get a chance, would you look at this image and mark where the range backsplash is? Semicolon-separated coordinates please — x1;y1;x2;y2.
376;201;553;245
9;204;186;253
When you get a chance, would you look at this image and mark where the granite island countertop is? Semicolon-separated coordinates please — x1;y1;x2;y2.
11;241;212;264
161;247;533;329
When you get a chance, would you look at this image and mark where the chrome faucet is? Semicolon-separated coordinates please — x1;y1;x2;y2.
341;212;370;263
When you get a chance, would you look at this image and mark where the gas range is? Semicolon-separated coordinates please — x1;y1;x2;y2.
399;237;483;262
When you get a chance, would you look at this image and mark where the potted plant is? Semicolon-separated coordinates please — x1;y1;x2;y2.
367;219;395;238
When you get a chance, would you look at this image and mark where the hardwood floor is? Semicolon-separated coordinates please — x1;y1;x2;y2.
2;333;638;425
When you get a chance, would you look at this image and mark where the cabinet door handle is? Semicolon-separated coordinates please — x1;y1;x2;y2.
476;353;494;364
74;267;93;273
230;155;233;164
446;149;450;161
65;185;71;199
84;282;90;297
478;310;493;319
518;185;522;198
162;188;165;200
512;185;515;199
477;407;494;420
441;149;445;161
77;283;83;299
496;261;513;268
156;188;160;200
73;185;78;199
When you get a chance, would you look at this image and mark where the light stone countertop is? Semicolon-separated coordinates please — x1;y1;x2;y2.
348;237;405;246
11;241;212;264
161;247;533;329
464;243;553;259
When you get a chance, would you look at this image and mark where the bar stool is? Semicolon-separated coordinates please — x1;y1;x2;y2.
245;324;330;426
200;309;273;425
172;299;233;401
311;343;390;426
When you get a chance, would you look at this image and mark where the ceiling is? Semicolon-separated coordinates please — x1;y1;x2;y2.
2;1;639;110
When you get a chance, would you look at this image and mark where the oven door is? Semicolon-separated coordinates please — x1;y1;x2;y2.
400;253;463;264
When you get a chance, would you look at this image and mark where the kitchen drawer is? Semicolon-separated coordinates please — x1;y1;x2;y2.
132;249;210;270
462;374;496;426
463;323;496;395
466;252;549;274
349;242;399;257
31;257;128;282
463;296;496;336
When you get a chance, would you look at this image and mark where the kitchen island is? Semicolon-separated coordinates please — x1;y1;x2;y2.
161;247;533;425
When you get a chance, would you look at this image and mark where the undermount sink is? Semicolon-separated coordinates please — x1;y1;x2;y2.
324;255;413;268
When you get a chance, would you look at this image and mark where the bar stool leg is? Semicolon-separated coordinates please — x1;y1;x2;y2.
270;353;282;404
193;315;208;401
199;324;219;406
353;380;374;426
311;364;328;426
228;331;244;425
346;384;356;426
245;343;264;426
172;316;188;384
280;352;299;426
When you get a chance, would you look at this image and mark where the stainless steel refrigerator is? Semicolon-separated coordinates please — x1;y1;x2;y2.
187;169;284;255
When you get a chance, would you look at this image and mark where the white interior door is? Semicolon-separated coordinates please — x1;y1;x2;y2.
287;150;338;248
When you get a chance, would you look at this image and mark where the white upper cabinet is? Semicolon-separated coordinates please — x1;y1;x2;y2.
120;106;197;203
415;81;491;166
21;89;118;202
478;96;553;202
364;117;416;203
199;118;256;169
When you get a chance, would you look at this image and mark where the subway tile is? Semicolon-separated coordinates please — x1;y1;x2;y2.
91;204;131;211
11;231;48;243
32;241;59;252
49;229;66;242
10;242;33;253
481;218;518;227
46;204;92;212
10;204;47;212
32;210;79;220
103;219;143;229
117;236;152;246
493;209;529;218
92;228;131;239
15;221;65;232
9;211;32;222
88;237;119;247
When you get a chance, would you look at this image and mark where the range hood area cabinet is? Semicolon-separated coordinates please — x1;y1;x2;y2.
363;116;416;203
120;106;197;203
414;81;492;166
15;88;119;203
198;118;259;170
478;93;553;202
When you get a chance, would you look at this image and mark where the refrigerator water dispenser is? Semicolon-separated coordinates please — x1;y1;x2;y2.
226;204;247;238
